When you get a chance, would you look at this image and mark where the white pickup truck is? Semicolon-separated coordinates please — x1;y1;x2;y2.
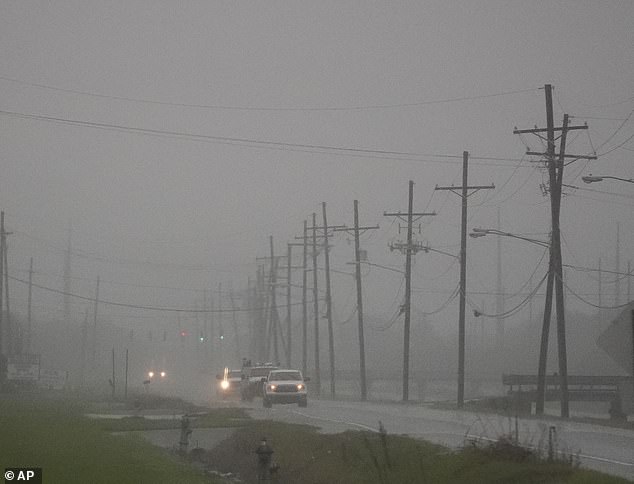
262;369;308;408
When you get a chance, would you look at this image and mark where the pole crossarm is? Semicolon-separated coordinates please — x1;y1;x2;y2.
435;184;495;198
525;151;597;160
333;225;380;236
307;224;347;233
513;124;587;134
383;211;436;224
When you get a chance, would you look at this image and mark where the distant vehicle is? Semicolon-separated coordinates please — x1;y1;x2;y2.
216;367;242;399
240;363;278;401
147;369;167;381
262;369;308;408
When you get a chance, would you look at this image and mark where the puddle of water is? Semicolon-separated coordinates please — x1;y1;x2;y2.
85;413;184;420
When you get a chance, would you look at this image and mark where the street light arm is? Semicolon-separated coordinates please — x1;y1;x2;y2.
421;245;460;260
470;228;550;248
582;174;634;184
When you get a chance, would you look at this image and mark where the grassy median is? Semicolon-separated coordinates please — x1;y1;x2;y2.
0;396;217;484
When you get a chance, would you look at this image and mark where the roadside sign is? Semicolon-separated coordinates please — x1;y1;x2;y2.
38;369;68;390
6;354;40;381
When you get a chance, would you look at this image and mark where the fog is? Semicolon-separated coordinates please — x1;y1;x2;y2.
0;1;632;401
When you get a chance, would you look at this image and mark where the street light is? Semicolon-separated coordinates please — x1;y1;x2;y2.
470;228;550;248
582;174;634;184
470;227;554;416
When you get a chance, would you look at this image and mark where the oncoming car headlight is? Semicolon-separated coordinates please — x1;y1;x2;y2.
220;380;230;390
267;384;277;391
297;384;304;390
160;371;166;378
148;371;154;378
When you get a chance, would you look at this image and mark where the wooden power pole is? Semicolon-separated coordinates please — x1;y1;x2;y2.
334;200;379;401
436;152;494;408
514;84;595;417
385;181;436;401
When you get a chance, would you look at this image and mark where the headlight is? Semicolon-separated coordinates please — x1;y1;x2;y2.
297;384;304;390
220;380;230;390
148;371;154;378
160;371;166;378
268;384;276;391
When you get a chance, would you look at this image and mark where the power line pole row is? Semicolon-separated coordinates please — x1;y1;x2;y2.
307;203;345;398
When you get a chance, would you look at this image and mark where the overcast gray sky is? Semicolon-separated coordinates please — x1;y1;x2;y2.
1;1;632;341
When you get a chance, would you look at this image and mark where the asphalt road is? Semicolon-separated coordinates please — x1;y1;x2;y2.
240;398;634;481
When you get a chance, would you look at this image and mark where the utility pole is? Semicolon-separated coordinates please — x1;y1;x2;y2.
334;200;379;401
229;289;241;364
627;260;632;302
293;220;320;379
305;209;345;397
384;181;436;401
286;244;293;368
27;257;34;354
63;223;72;325
302;221;308;375
218;283;225;365
496;208;504;350
312;213;321;396
436;152;494;408
255;265;267;362
321;202;340;398
3;224;12;355
92;276;100;361
283;240;307;370
80;310;88;387
0;212;4;355
125;348;129;400
111;347;116;399
599;258;603;309
514;84;595;418
616;223;621;306
268;238;281;364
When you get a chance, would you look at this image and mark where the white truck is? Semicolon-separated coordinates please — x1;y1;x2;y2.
262;369;308;408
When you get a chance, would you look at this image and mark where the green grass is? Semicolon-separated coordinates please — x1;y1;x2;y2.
0;397;218;484
205;420;631;484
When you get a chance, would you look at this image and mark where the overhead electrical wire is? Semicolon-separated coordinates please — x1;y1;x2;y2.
0;108;531;168
0;75;540;112
558;274;633;310
8;274;307;313
465;271;548;319
418;283;460;316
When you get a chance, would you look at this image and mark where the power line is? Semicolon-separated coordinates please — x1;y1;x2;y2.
466;271;548;319
8;275;307;313
0;75;539;112
559;274;633;310
0;108;531;167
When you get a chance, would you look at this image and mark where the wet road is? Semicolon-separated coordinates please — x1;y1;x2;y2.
241;398;634;481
